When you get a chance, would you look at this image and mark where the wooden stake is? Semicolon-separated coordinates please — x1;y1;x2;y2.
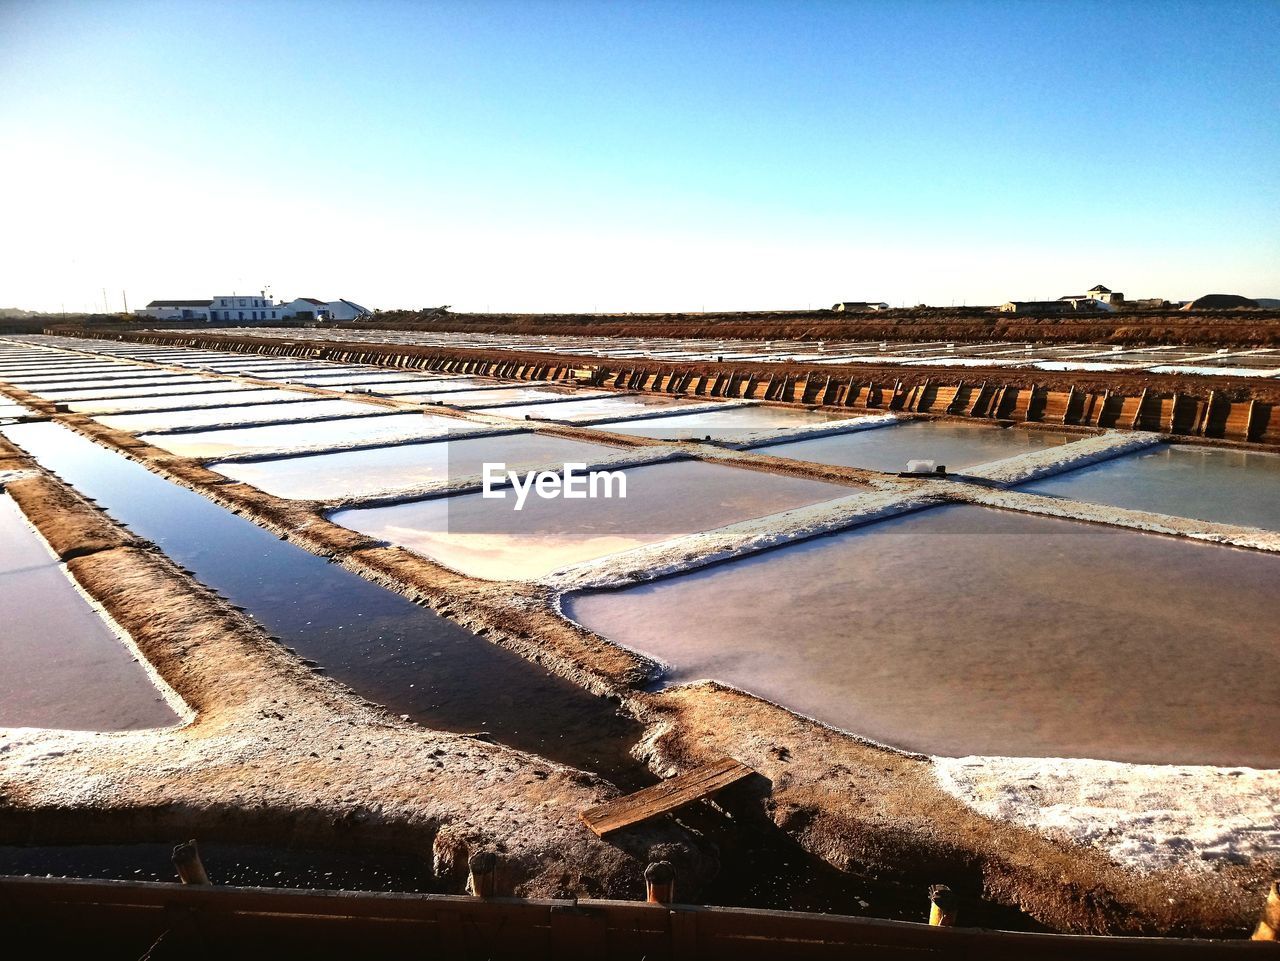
171;840;210;885
645;861;675;905
468;850;498;899
1253;881;1280;940
928;884;957;927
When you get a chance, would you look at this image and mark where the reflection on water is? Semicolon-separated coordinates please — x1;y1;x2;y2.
1023;444;1280;531
1;421;646;786
752;420;1073;472
26;379;244;401
70;388;289;414
376;376;507;394
416;385;593;407
597;405;853;440
332;459;856;580
141;413;468;458
568;503;1280;766
215;431;620;501
98;398;388;432
480;393;701;421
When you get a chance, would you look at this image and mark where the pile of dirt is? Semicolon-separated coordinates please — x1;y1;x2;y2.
1181;295;1261;310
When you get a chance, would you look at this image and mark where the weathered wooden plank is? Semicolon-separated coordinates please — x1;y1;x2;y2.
580;758;755;837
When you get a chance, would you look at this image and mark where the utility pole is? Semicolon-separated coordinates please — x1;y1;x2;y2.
102;288;109;313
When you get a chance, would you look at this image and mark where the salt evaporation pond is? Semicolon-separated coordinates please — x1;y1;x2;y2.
343;379;473;394
215;432;622;501
139;412;469;458
332;459;858;580
282;372;450;387
68;387;296;414
2;365;132;380
97;398;389;432
417;385;598;407
0;493;179;730
596;404;855;440
1022;444;1280;531
567;504;1280;767
1;421;644;784
27;379;238;401
751;420;1074;472
10;373;193;391
481;393;705;422
377;377;510;395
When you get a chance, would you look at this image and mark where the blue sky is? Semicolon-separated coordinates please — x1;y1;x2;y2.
2;0;1277;312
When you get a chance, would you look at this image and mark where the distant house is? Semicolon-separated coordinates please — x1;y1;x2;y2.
1085;284;1124;305
142;299;213;321
209;294;280;323
832;301;889;312
1002;284;1124;314
143;293;369;324
999;300;1076;314
280;297;332;321
1056;295;1117;313
326;299;372;322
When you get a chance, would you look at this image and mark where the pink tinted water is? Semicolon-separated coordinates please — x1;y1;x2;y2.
0;495;180;730
332;459;857;580
215;432;622;500
567;504;1280;765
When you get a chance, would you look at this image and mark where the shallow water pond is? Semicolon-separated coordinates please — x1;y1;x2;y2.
2;421;645;784
751;420;1075;472
140;412;470;458
420;385;598;408
1022;444;1280;531
377;376;509;395
215;431;622;500
0;493;180;730
332;459;857;580
97;397;388;433
597;404;854;440
567;503;1280;766
481;393;704;422
68;387;293;414
25;379;235;401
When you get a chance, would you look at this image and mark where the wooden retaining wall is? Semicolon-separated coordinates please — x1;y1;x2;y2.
2;876;1268;960
52;329;1280;445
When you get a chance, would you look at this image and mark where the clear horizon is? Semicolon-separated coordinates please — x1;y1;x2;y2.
2;0;1277;314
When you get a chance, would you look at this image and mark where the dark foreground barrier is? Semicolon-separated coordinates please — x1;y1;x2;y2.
2;873;1272;961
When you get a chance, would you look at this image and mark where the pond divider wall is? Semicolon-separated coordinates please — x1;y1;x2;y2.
50;328;1280;445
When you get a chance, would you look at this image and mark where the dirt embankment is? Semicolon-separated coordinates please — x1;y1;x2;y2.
637;684;1272;938
342;307;1280;349
41;326;1280;406
0;439;714;899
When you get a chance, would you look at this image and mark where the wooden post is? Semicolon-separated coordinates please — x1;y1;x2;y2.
468;850;498;898
645;861;675;905
172;840;210;885
928;884;957;927
1253;881;1280;940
